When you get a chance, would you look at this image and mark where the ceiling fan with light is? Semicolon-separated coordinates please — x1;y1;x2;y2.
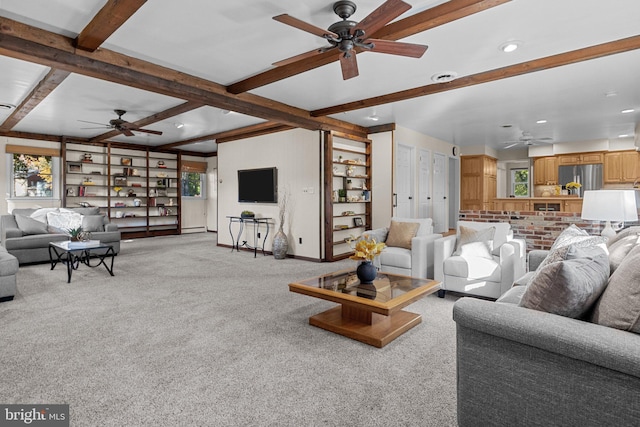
503;131;553;149
272;0;428;80
79;109;163;137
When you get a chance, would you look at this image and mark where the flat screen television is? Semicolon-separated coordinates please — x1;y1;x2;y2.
238;167;278;203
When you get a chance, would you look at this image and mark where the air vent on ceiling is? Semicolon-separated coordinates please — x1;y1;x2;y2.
431;72;457;83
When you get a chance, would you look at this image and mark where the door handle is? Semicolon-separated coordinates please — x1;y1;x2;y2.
408;196;413;200
444;196;447;199
393;193;397;207
427;197;431;200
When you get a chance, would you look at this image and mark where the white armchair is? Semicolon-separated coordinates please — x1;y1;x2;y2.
363;217;442;279
434;221;526;299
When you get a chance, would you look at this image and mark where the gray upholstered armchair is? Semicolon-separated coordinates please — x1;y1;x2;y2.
434;221;526;299
363;217;442;279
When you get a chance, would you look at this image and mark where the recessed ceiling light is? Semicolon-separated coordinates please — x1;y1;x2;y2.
536;120;547;124
605;91;618;97
431;71;457;83
499;40;522;53
619;134;630;138
622;108;635;114
367;115;380;121
174;122;184;129
0;103;16;110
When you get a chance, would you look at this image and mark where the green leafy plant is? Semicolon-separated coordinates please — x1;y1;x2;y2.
338;189;347;198
241;210;254;217
67;226;83;240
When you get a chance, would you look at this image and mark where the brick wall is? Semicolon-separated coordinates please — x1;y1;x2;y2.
458;210;637;251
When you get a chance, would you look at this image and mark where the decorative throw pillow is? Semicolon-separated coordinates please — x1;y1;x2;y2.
454;225;495;260
605;226;640;247
46;211;82;232
607;232;640;273
519;245;610;319
550;224;605;252
29;207;59;224
14;214;49;235
591;244;640;333
81;215;105;232
385;221;420;249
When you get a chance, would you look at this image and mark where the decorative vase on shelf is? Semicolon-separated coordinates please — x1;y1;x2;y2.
356;260;377;284
273;226;288;260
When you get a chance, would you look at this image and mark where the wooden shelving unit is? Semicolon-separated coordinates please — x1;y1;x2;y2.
324;131;372;261
63;142;181;238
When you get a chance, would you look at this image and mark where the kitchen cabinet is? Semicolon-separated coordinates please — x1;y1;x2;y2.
563;198;583;213
533;156;558;185
461;155;497;210
494;199;530;211
604;151;639;183
557;152;604;165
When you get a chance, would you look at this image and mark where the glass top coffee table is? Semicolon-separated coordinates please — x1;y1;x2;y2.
289;269;440;348
49;240;115;283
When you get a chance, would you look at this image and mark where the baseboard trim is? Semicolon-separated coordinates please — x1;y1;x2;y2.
216;243;321;263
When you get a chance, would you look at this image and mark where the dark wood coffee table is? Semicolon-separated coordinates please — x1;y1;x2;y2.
289;269;440;348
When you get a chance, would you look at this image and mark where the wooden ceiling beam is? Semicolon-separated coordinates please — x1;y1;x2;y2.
75;0;148;52
0;17;368;138
311;34;640;117
158;121;291;149
0;130;76;143
89;101;204;142
0;68;71;131
226;0;510;94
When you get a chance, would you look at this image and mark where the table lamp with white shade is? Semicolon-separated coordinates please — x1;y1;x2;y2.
581;190;639;239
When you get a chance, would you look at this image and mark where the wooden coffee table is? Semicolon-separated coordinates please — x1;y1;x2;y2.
289;269;440;348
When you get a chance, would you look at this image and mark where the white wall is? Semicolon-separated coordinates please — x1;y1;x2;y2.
217;128;322;259
370;131;393;229
206;156;218;232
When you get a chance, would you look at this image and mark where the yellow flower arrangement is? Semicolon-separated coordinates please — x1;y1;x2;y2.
565;181;582;190
347;236;386;261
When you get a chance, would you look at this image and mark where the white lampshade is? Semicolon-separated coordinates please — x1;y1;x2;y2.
581;190;638;238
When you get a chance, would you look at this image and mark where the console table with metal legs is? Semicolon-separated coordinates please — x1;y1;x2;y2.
227;216;272;257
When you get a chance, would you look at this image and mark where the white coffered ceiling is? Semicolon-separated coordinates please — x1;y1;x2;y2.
0;0;638;154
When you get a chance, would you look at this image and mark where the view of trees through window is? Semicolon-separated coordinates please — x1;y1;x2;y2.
181;172;203;197
512;168;529;197
12;154;53;197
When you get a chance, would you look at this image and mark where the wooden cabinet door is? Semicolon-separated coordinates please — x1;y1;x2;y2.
534;157;546;185
543;157;557;184
604;152;622;183
564;199;583;213
581;152;603;164
621;151;639;182
461;175;482;210
558;154;580;165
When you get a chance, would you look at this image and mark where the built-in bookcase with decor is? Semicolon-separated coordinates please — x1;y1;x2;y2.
324;131;372;261
63;142;181;238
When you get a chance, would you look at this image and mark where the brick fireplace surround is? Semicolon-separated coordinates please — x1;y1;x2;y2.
458;210;639;252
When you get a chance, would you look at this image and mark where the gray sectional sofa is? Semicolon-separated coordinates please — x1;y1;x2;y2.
0;245;19;301
453;225;640;426
1;207;120;265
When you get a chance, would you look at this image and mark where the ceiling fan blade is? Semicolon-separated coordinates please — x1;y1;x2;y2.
367;39;428;58
273;14;338;39
339;51;359;80
134;128;163;136
354;0;411;37
120;128;135;137
273;47;331;67
78;120;109;126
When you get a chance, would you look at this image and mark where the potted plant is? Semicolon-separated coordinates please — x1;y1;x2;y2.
347;236;386;284
67;226;87;242
241;210;255;218
338;189;347;203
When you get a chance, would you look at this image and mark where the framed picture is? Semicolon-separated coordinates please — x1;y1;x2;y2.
121;157;132;166
67;162;82;173
114;176;128;186
354;217;364;227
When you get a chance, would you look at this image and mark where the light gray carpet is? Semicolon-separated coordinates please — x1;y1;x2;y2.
0;233;460;426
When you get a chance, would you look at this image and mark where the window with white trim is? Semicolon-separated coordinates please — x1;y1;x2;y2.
511;168;529;197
